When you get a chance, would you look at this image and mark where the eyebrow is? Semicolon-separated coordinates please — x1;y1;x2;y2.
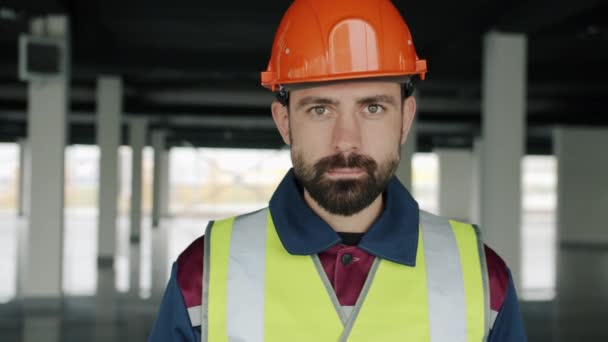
294;96;340;111
293;94;398;111
356;95;398;107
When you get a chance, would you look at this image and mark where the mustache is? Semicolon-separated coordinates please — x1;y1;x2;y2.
314;153;377;176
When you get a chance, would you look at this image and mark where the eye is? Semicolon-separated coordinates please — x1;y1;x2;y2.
364;104;384;114
309;106;329;116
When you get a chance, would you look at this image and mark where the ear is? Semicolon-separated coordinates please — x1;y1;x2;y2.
400;96;417;144
271;100;291;146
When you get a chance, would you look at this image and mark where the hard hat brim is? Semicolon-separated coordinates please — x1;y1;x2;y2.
262;65;426;92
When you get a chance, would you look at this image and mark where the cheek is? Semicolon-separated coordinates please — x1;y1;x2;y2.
290;125;333;160
361;122;402;154
291;121;333;148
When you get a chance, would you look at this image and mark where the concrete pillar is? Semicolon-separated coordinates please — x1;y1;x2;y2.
129;118;147;295
95;76;122;318
555;128;608;244
23;15;69;301
554;127;608;340
150;130;170;300
480;31;527;288
96;77;122;270
17;138;31;297
396;117;417;190
22;15;69;342
23;315;60;342
17;138;29;217
151;222;170;302
436;148;473;222
470;138;482;225
159;149;171;218
151;130;167;228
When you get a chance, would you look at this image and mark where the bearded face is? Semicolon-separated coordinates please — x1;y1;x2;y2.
270;81;414;216
292;151;399;216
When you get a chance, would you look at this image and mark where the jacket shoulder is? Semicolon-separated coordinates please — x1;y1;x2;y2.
176;235;205;309
484;244;510;313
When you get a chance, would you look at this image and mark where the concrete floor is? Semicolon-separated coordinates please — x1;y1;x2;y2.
0;211;606;341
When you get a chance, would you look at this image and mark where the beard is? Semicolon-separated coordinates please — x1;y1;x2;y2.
292;151;399;216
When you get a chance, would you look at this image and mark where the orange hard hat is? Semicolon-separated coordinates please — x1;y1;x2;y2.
261;0;427;91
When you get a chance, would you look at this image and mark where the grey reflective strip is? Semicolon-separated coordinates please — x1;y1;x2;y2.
341;306;354;319
201;221;213;342
490;310;499;328
188;305;202;327
226;208;268;342
473;224;492;340
420;211;467;342
312;255;349;326
339;257;382;342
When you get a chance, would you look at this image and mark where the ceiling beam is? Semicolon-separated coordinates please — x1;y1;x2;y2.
494;0;602;34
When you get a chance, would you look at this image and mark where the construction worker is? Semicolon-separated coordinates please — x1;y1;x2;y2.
149;0;527;340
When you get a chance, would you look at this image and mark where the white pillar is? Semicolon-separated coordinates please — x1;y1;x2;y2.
151;130;167;228
22;16;69;342
129;118;147;295
150;132;170;299
17;138;29;217
554;128;608;242
24;316;60;342
396;117;417;190
96;77;122;269
159;148;171;218
437;148;473;222
555;128;608;242
151;222;170;302
17;138;31;297
23;15;69;302
481;31;527;288
470;138;482;225
554;127;608;340
95;76;122;317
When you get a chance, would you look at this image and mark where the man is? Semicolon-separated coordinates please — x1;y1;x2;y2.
149;0;527;341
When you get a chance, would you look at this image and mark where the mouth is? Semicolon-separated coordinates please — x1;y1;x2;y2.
325;167;366;179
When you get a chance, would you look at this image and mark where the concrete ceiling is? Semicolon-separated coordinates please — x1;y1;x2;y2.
0;0;607;153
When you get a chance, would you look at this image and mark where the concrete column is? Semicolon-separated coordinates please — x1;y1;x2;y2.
17;138;29;217
436;148;473;222
396;117;417;190
150;222;170;302
22;15;69;342
129;118;147;295
16;138;31;297
554;127;608;340
23;15;69;301
555;128;608;243
95;76;122;318
470;138;482;225
23;315;60;342
159;149;171;218
151;130;167;228
480;31;527;288
96;77;122;270
150;133;170;300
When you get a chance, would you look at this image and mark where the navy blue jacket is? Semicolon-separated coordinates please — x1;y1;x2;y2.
149;170;527;341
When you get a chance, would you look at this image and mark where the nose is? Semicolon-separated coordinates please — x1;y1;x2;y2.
332;113;361;153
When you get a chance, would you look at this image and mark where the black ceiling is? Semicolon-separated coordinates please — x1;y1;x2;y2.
1;0;607;153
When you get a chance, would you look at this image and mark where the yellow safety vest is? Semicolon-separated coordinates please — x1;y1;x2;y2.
201;208;490;341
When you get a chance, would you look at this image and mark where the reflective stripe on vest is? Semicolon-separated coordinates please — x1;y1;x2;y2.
202;208;490;341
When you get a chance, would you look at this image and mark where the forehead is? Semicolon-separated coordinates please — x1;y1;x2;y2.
289;81;401;101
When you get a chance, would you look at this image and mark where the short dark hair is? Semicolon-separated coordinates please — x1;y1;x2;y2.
276;80;415;107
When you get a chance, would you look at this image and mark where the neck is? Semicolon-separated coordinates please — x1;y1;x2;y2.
303;191;384;234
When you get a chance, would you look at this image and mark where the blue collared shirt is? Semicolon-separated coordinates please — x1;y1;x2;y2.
148;169;527;341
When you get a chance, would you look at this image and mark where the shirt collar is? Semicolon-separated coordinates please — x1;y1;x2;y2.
269;169;420;266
